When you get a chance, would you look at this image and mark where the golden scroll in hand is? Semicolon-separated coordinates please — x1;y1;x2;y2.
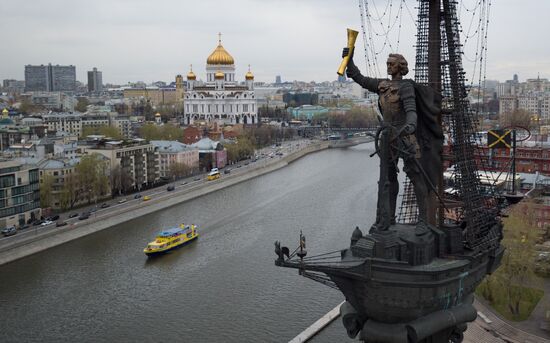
337;28;359;76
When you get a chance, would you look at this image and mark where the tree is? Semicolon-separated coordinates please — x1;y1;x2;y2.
479;201;542;317
225;136;255;163
110;165;133;195
75;98;90;112
499;109;533;129
59;173;79;210
168;162;191;180
139;123;162;141
40;174;55;208
76;154;110;203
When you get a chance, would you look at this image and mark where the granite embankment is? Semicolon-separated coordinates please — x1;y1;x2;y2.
0;139;375;266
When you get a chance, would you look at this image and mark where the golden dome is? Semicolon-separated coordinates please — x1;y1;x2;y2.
207;34;234;65
186;64;196;80
214;71;225;80
245;71;254;80
155;112;161;117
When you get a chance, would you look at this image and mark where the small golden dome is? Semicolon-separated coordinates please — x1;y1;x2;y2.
207;34;234;65
187;71;196;80
155;112;161;117
245;71;254;80
215;71;225;80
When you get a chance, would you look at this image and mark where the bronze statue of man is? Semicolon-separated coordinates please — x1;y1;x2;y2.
343;48;434;234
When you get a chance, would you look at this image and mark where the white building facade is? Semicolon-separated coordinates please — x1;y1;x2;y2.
183;36;258;126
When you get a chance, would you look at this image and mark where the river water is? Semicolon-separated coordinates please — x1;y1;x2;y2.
0;143;381;343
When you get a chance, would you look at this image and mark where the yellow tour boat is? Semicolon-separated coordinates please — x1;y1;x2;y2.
144;224;198;256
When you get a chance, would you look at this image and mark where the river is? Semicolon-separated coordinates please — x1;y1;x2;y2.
0;143;380;343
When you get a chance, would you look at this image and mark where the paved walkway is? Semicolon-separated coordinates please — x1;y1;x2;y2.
472;298;550;343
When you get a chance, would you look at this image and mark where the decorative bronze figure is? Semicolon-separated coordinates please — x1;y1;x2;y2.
275;1;504;342
343;49;442;235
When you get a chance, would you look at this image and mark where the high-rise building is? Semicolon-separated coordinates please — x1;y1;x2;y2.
275;75;282;84
24;64;76;92
87;67;103;92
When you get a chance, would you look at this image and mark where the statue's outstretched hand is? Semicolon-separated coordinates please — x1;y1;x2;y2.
342;47;354;60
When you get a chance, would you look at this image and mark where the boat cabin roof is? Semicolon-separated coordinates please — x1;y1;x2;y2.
157;226;192;237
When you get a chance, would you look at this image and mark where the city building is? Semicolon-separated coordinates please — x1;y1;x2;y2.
42;113;82;136
150;141;199;178
2;79;25;94
183;35;258;126
87;67;103;93
190;137;226;170
123;75;184;106
182;126;202;144
86;139;160;190
0;160;41;228
275;75;282;84
24;64;76;92
24;92;77;111
288;105;329;120
37;158;81;210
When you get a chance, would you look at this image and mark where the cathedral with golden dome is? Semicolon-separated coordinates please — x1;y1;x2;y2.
183;34;258;126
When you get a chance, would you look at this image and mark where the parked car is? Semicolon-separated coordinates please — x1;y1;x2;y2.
89;208;98;213
78;213;90;220
19;225;30;230
194;177;201;181
68;213;79;218
33;220;44;226
181;181;188;185
134;194;142;199
41;220;53;226
48;215;60;221
166;185;175;191
56;221;68;227
100;203;110;208
143;195;151;201
224;169;231;174
118;198;127;204
1;226;17;237
236;164;242;168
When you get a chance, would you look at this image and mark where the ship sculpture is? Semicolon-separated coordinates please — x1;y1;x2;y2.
275;1;503;342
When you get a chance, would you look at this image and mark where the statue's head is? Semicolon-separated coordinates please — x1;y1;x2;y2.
387;54;409;77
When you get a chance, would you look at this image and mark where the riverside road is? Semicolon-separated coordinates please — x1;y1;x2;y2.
0;143;380;343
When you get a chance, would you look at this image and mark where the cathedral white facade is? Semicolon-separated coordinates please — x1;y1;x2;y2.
183;36;258;126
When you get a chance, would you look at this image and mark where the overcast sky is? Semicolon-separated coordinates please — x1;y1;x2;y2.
1;0;547;85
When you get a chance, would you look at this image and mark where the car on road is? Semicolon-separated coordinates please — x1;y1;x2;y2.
89;208;98;213
100;203;110;208
48;215;60;221
68;213;78;218
19;225;30;230
224;169;231;174
244;161;249;165
236;164;242;168
143;195;151;201
2;226;17;237
194;177;201;181
134;194;142;199
166;185;175;191
41;220;53;226
118;198;127;204
78;213;90;220
33;220;44;226
56;221;68;227
181;181;188;185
